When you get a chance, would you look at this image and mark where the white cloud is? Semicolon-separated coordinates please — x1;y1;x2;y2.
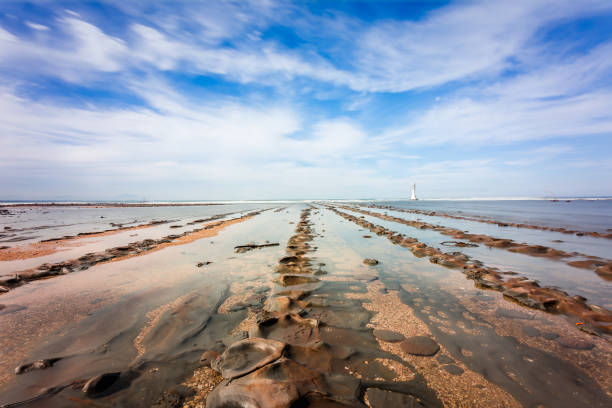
25;21;49;31
377;38;612;146
0;18;128;81
1;0;612;198
3;1;611;92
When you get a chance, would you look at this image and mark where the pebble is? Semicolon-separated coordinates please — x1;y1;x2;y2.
436;355;454;364
443;364;464;375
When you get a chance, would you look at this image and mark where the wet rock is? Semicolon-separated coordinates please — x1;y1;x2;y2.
222;331;249;347
235;243;280;253
243;293;266;307
251;313;320;345
276;274;320;287
440;241;478;248
578;323;601;336
495;308;534;320
152;391;182;408
169;384;195;398
267;296;293;313
442;364;464;375
365;388;425;408
15;358;62;374
279;256;300;264
212;338;286;379
200;350;220;367
522;326;541;337
208;358;318;408
363;258;379;266
334;345;355;360
436;355;454;364
153;385;195;408
555;336;595;350
0;274;21;286
82;372;121;395
595;265;612;280
372;329;404;343
400;336;440;356
542;332;559;340
228;304;247;312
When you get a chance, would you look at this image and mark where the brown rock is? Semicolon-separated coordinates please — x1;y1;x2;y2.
82;372;121;395
276;275;320;287
372;329;404;343
365;388;425;407
555;336;595;350
200;350;220;367
213;338;286;379
400;336;440;356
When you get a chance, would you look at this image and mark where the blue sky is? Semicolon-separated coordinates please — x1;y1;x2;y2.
1;0;611;200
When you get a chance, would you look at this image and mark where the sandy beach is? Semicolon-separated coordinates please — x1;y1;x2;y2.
0;202;610;407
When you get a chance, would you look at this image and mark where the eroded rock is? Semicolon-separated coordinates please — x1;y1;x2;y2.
212;338;286;379
15;358;62;375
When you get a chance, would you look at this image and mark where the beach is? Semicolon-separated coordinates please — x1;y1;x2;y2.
0;201;611;407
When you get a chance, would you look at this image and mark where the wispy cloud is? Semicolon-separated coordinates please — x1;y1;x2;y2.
1;0;611;198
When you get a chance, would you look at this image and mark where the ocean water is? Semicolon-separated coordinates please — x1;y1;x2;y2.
371;199;612;233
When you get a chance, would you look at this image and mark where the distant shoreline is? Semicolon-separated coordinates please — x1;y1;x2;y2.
1;197;612;207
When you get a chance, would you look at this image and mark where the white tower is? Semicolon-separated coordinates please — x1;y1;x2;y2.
410;183;417;200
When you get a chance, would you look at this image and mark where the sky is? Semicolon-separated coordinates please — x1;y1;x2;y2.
1;0;612;200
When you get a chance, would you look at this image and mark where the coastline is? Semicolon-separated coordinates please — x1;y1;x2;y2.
0;202;611;407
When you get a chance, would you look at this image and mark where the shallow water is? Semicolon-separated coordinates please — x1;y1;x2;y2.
0;206;297;406
374;200;612;233
0;204;262;247
363;205;612;260
0;203;610;407
341;207;612;308
314;206;612;407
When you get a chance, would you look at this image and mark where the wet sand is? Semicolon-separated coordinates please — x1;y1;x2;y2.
0;203;611;407
0;220;173;262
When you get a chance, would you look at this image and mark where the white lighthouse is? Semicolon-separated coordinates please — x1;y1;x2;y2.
410;183;418;200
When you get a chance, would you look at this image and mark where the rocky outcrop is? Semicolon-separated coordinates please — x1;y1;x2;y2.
328;206;612;336
366;204;612;239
